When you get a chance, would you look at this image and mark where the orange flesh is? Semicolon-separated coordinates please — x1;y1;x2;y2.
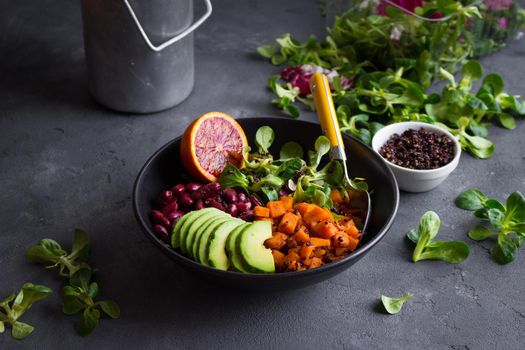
180;112;248;182
193;117;245;178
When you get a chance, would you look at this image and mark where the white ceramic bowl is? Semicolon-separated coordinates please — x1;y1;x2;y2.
371;122;461;193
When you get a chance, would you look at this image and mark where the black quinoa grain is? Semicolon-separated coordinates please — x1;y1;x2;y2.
379;128;455;170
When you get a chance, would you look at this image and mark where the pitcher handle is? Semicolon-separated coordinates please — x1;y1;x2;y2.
123;0;213;52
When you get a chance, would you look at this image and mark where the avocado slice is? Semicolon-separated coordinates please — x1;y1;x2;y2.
186;214;230;259
178;208;223;255
193;216;231;260
171;210;199;248
196;219;225;266
207;219;244;270
225;223;252;273
238;221;275;273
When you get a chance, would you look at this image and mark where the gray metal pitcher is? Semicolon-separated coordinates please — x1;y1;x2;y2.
81;0;212;113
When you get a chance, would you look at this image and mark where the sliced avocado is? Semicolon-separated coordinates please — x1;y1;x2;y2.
225;223;251;273
186;213;230;259
196;224;216;266
178;208;223;255
208;219;244;270
193;216;231;260
197;217;238;266
171;210;199;248
238;221;275;273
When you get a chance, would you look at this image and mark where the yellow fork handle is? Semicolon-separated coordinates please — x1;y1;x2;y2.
309;73;346;161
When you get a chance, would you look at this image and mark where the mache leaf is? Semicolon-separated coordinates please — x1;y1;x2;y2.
468;225;498;241
455;189;487;211
492;234;518;265
381;294;413;315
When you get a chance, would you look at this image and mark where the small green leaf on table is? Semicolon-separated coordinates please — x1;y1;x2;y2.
381;294;413;315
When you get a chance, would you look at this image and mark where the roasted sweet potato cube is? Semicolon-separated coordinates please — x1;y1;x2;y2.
347;236;359;251
309;257;323;269
314;247;327;258
300;244;315;260
292;227;310;244
284;251;301;263
287;247;300;255
302;206;332;226
294;202;313;217
254;206;270;218
278;212;300;234
346;224;360;239
286;236;299;249
331;232;351;248
311;221;338;238
267;201;287;219
272;250;286;268
264;232;288;249
310;237;331;247
280;196;294;211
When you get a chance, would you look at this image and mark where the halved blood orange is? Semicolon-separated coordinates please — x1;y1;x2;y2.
180;112;248;182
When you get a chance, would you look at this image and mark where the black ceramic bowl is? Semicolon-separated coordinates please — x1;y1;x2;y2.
133;117;399;290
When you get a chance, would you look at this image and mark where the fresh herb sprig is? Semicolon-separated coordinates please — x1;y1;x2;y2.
407;211;470;264
63;268;120;336
0;283;52;340
456;189;525;264
27;230;120;336
381;293;413;315
27;229;91;278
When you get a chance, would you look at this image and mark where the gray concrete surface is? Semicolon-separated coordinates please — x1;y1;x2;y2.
1;0;524;349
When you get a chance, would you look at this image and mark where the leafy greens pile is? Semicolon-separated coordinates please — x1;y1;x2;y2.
456;189;525;264
219;126;364;208
257;0;525;159
27;229;120;336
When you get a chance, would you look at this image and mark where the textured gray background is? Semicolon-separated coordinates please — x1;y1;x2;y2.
1;0;524;349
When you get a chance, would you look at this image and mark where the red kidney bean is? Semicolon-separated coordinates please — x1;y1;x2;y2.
204;195;222;206
226;203;238;217
236;201;252;212
238;210;254;222
179;193;194;207
153;225;170;243
167;210;184;223
161;201;179;216
206;182;221;192
237;192;247;203
171;184;186;196
160;190;173;204
207;200;225;211
249;195;263;207
222;188;237;204
191;182;220;200
185;183;201;192
151;210;171;227
195;199;205;210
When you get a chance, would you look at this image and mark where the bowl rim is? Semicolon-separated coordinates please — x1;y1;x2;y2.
371;121;461;174
132;117;399;279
